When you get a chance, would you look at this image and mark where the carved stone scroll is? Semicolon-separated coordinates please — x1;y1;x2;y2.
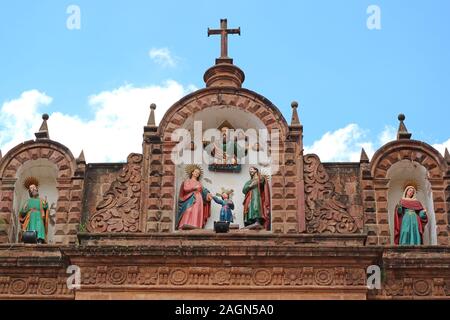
304;154;359;234
89;154;143;233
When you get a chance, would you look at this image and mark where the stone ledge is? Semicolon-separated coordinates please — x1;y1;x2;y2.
383;246;450;267
0;245;65;266
77;232;369;247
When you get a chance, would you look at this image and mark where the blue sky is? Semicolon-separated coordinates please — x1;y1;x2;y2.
0;0;449;162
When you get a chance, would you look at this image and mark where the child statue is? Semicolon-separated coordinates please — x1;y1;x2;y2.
212;188;235;223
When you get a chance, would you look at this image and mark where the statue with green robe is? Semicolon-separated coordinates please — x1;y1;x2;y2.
242;166;271;230
394;185;428;245
19;177;49;244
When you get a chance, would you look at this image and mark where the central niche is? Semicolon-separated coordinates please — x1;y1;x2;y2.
173;105;273;231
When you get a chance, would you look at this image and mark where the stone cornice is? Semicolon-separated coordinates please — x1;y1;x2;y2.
1;243;450;299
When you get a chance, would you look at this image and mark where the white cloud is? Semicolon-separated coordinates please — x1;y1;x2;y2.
0;81;196;163
304;123;450;162
304;124;398;162
149;47;178;68
378;125;397;145
0;90;53;152
304;124;376;162
433;139;450;157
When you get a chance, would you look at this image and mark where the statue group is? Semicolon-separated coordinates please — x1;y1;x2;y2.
16;173;428;245
176;168;429;244
176;165;271;231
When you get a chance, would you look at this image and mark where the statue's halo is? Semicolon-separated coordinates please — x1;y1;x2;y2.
184;164;204;179
23;177;39;190
402;180;421;192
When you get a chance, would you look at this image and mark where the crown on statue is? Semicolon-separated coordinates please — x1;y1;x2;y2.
184;164;204;179
216;188;234;198
23;177;39;190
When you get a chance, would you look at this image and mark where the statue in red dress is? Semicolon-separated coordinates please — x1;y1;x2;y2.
176;165;213;230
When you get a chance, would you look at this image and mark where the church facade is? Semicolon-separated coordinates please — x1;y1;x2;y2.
0;20;449;300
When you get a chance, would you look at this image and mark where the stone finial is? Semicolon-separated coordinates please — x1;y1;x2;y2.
445;148;450;164
35;114;50;140
397;114;412;140
147;103;157;127
75;150;86;177
144;104;159;141
76;150;86;164
290;101;301;127
360;148;370;163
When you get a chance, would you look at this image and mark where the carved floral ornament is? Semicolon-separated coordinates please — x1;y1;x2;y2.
89;154;143;233
76;266;366;288
380;277;448;297
0;276;72;297
303;154;359;234
0;267;448;298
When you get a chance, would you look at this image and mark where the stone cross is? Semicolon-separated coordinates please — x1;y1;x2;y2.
208;19;240;59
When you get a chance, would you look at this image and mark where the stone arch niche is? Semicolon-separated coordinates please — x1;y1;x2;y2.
362;140;450;246
13;159;59;243
386;160;437;245
144;87;305;234
174;105;272;230
0;141;85;244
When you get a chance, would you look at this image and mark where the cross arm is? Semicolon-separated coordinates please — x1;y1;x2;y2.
227;28;241;35
208;28;222;36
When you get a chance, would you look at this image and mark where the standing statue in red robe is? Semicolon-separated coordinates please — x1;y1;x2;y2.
176;165;213;230
394;185;428;245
